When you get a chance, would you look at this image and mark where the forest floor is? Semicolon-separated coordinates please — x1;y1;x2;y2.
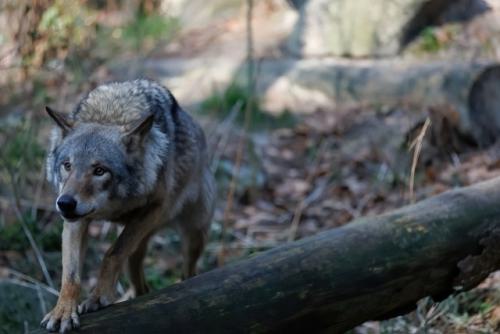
3;93;500;333
2;1;500;333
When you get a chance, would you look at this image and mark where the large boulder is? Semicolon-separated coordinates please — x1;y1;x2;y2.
286;0;456;57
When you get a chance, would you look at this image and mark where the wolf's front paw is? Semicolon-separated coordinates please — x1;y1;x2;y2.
40;300;79;333
78;292;114;314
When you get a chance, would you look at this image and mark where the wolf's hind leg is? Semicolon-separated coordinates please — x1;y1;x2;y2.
127;234;152;296
180;224;208;279
179;170;215;279
177;198;212;279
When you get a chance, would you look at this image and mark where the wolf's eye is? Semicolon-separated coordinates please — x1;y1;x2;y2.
62;161;71;171
93;167;107;176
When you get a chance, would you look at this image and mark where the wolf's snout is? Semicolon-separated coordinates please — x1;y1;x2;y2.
57;195;77;214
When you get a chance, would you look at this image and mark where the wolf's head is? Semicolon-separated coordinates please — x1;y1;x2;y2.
45;106;166;222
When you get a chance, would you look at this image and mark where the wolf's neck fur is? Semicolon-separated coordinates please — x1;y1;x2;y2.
136;125;170;195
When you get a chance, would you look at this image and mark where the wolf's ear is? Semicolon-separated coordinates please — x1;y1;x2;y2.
46;106;73;135
122;113;155;150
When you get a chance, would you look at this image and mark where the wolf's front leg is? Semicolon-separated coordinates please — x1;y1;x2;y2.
79;210;161;313
41;221;89;333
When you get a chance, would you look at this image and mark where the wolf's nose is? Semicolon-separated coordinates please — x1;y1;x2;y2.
57;195;77;213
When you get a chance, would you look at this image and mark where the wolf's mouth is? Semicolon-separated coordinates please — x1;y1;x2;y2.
61;209;94;222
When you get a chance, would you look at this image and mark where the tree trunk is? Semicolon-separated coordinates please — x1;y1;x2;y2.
31;177;500;333
468;64;500;147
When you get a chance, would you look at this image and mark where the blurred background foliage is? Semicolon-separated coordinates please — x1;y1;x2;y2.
0;1;182;332
0;0;179;96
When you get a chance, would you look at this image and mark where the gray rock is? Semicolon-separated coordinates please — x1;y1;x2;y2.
286;0;455;57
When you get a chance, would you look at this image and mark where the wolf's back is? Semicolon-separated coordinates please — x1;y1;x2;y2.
73;79;178;126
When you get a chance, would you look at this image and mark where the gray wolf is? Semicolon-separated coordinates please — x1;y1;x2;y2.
40;79;216;333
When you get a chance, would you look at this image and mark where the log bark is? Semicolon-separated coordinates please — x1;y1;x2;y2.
32;177;500;334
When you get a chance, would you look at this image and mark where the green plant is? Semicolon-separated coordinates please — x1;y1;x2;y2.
0;213;62;252
146;267;177;290
0;282;57;334
419;27;441;53
201;84;296;130
0;116;45;200
415;25;457;54
15;0;98;72
38;1;94;50
122;14;179;51
0;116;64;255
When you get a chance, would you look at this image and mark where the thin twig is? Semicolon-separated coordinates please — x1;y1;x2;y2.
0;278;58;296
99;221;113;241
288;140;327;242
408;117;431;204
207;99;243;144
0;116;54;288
217;125;251;266
36;283;48;315
31;162;46;219
218;0;255;267
210;100;244;171
2;155;55;289
0;46;17;65
4;267;59;296
0;195;54;212
14;198;54;289
246;0;255;96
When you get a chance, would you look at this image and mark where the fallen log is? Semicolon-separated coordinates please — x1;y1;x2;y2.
33;177;500;334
